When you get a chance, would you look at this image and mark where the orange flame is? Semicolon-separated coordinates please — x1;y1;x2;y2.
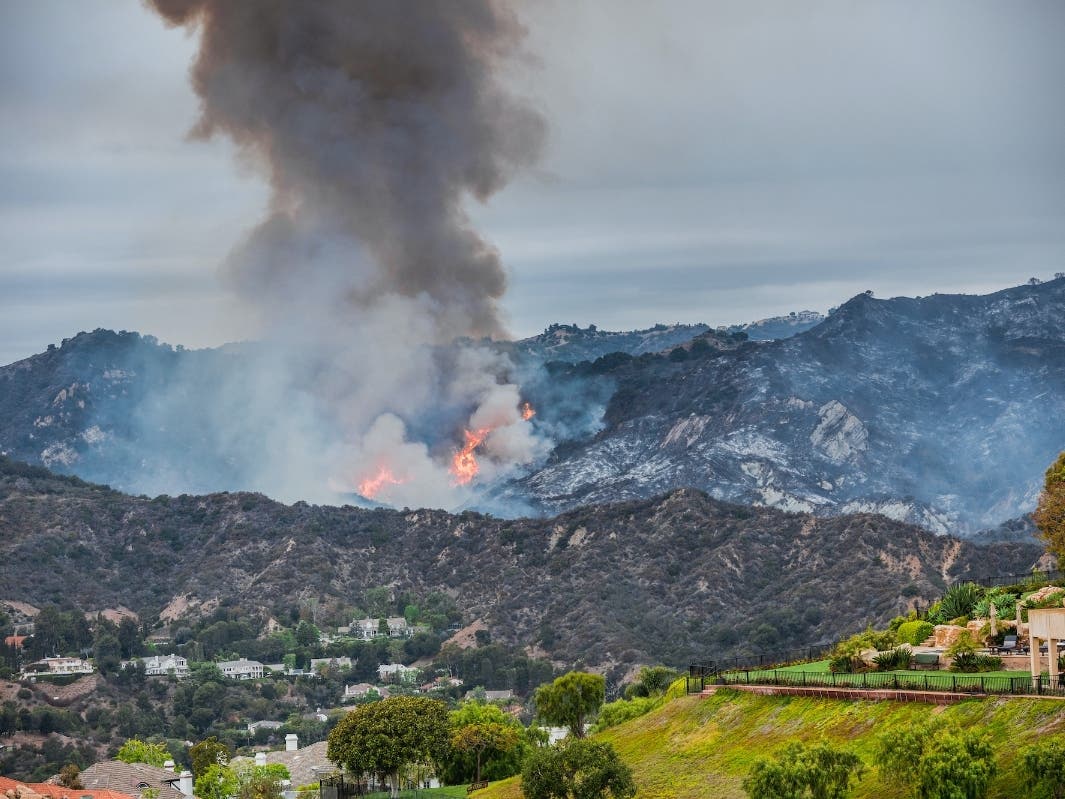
450;427;490;485
357;466;404;500
521;402;536;421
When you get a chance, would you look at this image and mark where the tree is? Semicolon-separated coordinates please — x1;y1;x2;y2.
1022;738;1065;799
189;736;232;779
1034;452;1065;560
232;763;290;799
451;722;521;784
327;696;449;798
439;700;530;785
116;738;171;768
876;722;995;799
195;764;239;799
58;764;84;790
742;742;864;799
294;621;319;648
521;739;635;799
534;672;605;739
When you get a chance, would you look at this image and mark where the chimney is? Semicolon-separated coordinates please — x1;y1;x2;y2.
164;760;175;772
178;771;193;797
255;753;267;767
285;734;298;752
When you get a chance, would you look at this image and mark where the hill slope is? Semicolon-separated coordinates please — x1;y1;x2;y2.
1;280;1063;533
0;458;1042;669
514;278;1065;533
482;690;1065;799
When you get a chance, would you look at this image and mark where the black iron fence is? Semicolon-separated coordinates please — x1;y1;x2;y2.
690;668;1065;698
958;570;1064;589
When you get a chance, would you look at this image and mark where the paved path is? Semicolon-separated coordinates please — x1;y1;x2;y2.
701;683;1065;704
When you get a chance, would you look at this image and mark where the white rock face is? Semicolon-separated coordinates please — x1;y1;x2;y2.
41;442;79;467
810;401;868;463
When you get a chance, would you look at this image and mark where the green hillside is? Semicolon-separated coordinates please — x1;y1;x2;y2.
480;689;1065;799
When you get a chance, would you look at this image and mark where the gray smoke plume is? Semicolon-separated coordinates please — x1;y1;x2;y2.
139;0;551;510
147;0;544;337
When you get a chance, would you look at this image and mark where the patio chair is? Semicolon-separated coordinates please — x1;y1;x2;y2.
999;634;1018;654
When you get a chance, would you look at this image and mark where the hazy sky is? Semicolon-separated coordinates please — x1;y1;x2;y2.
2;1;1064;365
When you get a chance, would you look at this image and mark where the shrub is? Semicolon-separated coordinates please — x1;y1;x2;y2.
873;647;912;672
946;616;970;627
592;696;659;732
937;583;982;622
896;621;934;646
974;591;1017;620
829;654;861;674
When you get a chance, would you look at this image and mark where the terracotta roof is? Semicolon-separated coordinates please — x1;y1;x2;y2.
1;776;45;799
78;763;184;799
3;636;27;649
28;785;135;799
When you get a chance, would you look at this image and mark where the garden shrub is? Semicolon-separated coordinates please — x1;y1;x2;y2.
896;620;934;646
974;591;1017;620
873;647;912;672
592;696;659;732
936;582;982;622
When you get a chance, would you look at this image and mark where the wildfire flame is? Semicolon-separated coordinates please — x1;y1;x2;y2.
357;466;404;500
450;401;537;486
450;427;490;485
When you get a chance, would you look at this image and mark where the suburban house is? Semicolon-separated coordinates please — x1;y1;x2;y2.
463;688;515;702
352;617;422;640
217;658;264;680
24;657;93;676
247;720;284;733
343;682;390;701
131;655;189;678
420;676;463;692
79;760;193;799
377;663;419;683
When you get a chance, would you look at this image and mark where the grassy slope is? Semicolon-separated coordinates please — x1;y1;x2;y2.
479;690;1065;799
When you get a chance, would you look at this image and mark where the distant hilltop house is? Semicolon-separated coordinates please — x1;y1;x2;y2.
377;663;420;683
343;682;391;701
23;656;93;676
247;720;284;733
464;688;514;703
124;654;189;678
3;635;27;650
351;617;427;640
217;658;264;680
420;676;463;692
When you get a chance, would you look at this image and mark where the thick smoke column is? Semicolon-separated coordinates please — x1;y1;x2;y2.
141;0;550;510
147;0;544;337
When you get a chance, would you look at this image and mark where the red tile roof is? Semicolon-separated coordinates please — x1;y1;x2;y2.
27;785;135;799
3;636;26;649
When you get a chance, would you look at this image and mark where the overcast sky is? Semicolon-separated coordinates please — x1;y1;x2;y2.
2;1;1064;365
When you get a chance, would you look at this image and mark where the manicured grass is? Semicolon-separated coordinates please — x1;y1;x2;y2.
478;690;1065;799
365;788;469;799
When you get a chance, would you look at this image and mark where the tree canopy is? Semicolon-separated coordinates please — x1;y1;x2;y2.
1022;738;1065;799
116;738;171;768
189;736;232;779
534;672;605;739
876;722;995;799
742;742;864;799
327;696;449;797
1034;451;1065;560
451;722;521;783
521;739;635;799
439;701;531;785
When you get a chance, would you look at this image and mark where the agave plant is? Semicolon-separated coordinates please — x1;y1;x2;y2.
938;582;983;622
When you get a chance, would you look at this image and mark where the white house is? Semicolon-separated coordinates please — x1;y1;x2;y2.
27;657;94;675
353;617;417;640
377;663;419;683
138;654;189;678
217;658;264;680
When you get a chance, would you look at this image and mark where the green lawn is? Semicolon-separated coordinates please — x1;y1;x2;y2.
363;788;469;799
720;660;1047;692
